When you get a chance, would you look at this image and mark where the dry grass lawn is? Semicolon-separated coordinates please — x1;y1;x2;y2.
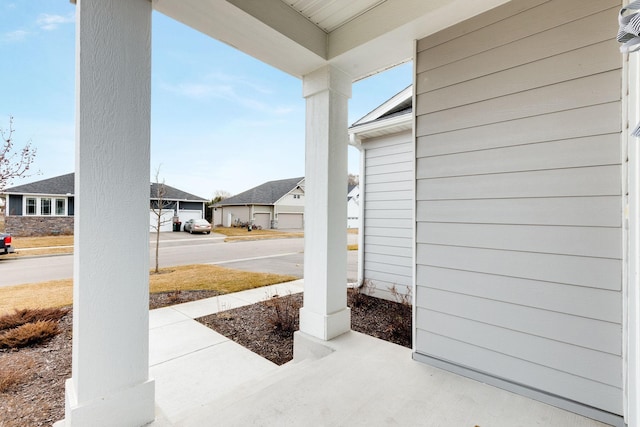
0;265;297;316
214;227;304;242
3;235;74;258
12;235;74;249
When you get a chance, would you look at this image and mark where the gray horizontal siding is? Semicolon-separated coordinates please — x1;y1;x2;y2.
362;130;413;301
417;222;622;259
414;0;623;416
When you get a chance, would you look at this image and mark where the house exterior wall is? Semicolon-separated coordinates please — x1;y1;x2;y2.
347;198;359;229
5;216;74;236
347;185;359;229
362;131;413;301
414;0;624;421
5;193;74;236
278;190;305;207
178;201;204;211
221;206;250;227
7;195;22;215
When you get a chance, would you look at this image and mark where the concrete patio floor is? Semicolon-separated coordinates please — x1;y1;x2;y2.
148;280;612;427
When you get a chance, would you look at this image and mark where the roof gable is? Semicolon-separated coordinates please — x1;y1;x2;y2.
217;177;304;206
350;85;412;128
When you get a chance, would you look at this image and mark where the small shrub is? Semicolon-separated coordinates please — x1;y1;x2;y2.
0;307;69;332
262;292;301;336
388;284;411;306
167;290;183;304
0;354;35;393
0;321;61;349
348;280;376;308
384;285;412;342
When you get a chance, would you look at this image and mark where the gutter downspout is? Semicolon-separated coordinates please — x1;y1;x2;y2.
348;133;365;288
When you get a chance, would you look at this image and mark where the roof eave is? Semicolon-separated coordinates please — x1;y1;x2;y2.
349;113;412;144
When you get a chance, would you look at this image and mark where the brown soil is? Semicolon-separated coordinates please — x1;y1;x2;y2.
0;289;411;426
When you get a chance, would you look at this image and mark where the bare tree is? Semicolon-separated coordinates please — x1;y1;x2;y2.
348;173;359;186
206;190;231;223
0;116;37;192
150;167;174;273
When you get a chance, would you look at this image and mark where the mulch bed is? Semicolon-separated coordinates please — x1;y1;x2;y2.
197;289;412;365
0;289;411;426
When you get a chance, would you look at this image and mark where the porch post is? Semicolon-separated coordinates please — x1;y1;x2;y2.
61;0;154;425
299;65;351;340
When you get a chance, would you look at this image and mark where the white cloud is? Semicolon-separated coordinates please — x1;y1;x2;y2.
160;78;297;116
2;29;29;43
37;13;75;31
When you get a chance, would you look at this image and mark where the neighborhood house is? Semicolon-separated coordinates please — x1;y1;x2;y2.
213;177;305;229
1;173;207;236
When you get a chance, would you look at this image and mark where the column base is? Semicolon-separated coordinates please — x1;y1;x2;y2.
56;378;155;427
299;306;351;341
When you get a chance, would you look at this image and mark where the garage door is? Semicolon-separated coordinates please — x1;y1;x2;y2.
178;210;202;231
150;210;174;232
277;213;303;229
254;213;270;229
414;0;623;419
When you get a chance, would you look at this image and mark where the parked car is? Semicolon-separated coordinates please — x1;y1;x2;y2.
183;219;211;234
0;233;15;255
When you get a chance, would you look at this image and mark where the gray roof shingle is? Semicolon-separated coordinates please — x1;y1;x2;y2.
3;173;206;201
217;177;304;206
3;173;75;195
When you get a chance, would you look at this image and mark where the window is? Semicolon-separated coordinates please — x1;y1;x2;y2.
55;199;65;215
26;198;36;215
41;198;51;215
23;196;67;216
293;194;302;199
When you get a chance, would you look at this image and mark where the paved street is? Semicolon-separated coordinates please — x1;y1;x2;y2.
0;232;359;287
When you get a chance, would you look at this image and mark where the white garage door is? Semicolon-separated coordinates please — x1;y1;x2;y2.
277;213;303;229
178;209;202;231
149;210;174;232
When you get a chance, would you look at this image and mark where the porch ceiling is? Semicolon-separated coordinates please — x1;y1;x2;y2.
152;0;511;80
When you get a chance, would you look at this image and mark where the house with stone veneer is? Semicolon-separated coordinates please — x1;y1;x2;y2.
2;173;207;236
60;1;640;426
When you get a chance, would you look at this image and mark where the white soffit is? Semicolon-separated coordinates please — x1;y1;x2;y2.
153;0;511;80
284;0;387;33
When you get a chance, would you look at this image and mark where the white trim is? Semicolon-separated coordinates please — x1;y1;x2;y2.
411;39;418;354
21;195;69;217
351;85;412;126
623;41;640;427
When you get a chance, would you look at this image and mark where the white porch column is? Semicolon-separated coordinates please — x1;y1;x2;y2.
62;0;154;425
299;65;351;341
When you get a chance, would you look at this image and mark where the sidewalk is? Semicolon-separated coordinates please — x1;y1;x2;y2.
148;280;612;427
149;280;304;425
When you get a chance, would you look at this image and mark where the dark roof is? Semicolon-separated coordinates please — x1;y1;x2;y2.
3;173;206;201
350;85;412;128
217;177;304;206
149;182;206;201
3;173;75;195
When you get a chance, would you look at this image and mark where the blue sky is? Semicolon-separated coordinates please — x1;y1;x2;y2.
0;1;412;199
